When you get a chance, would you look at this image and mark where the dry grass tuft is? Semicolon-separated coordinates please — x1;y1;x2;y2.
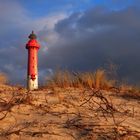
94;69;115;90
0;73;8;85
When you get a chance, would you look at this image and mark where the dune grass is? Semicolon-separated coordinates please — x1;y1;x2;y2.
46;69;116;90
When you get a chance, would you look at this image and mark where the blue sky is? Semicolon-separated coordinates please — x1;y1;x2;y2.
19;0;138;18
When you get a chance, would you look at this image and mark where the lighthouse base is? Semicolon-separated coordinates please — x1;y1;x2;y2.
27;75;38;90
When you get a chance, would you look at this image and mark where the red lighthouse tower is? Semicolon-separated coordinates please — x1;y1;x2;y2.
26;31;40;90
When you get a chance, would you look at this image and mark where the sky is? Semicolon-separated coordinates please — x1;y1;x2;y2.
0;0;140;85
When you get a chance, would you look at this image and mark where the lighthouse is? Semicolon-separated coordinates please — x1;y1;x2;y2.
26;31;40;90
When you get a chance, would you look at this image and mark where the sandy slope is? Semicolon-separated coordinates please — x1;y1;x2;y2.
0;85;139;140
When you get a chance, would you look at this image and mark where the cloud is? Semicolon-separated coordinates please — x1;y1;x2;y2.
0;0;140;85
38;6;140;84
0;0;68;85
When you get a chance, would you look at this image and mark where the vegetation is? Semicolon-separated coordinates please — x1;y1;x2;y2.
46;69;116;90
0;72;8;84
45;69;140;101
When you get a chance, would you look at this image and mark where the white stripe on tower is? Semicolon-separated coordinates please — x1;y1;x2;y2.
27;75;38;90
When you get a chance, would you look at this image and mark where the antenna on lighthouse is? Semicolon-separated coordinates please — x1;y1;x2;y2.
28;30;37;39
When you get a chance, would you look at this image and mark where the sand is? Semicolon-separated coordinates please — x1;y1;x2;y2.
0;85;139;140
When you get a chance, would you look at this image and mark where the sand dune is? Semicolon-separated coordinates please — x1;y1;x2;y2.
0;86;139;140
